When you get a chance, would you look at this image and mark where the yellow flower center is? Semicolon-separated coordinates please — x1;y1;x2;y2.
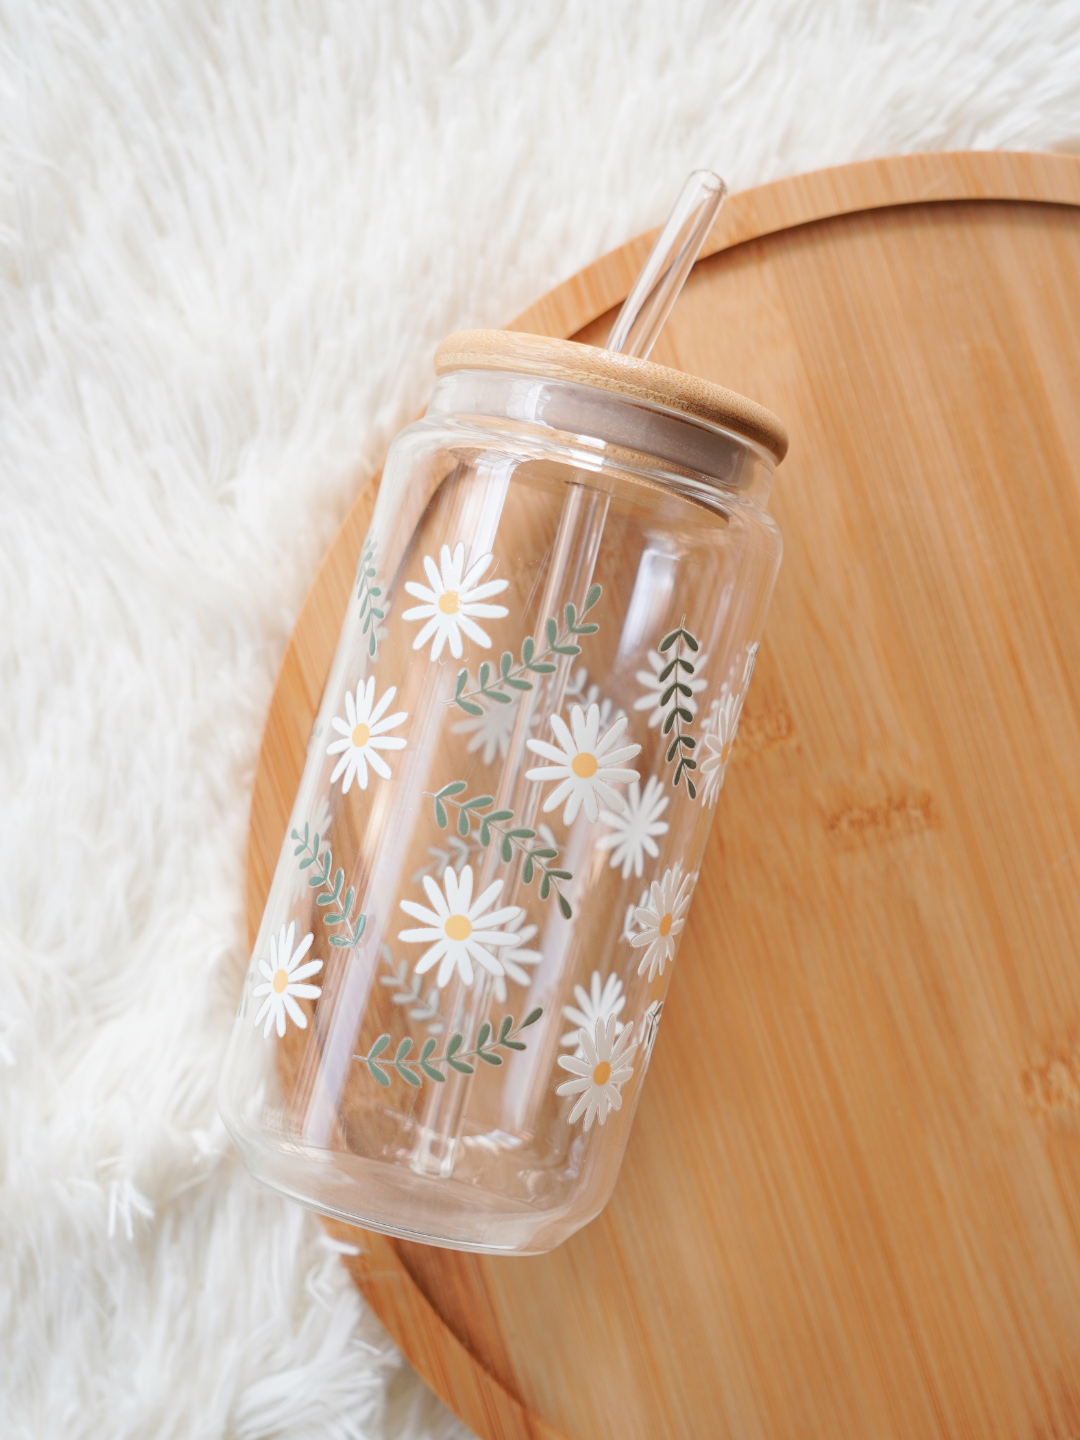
571;751;598;778
438;590;460;615
272;968;289;994
351;722;370;748
444;913;472;941
592;1061;612;1086
721;739;733;763
659;912;674;937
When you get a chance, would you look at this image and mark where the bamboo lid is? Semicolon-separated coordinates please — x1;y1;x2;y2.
434;328;789;464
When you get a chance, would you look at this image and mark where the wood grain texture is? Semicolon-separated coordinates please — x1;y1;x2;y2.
433;328;788;459
509;149;1080;339
246;153;1080;1440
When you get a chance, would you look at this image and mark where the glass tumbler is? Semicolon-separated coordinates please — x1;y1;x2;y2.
219;330;788;1254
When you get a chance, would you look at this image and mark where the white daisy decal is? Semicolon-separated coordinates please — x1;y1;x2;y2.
398;864;521;988
595;775;670;878
633;647;708;728
326;678;408;792
560;971;626;1054
629;864;696;981
451;694;533;766
492;920;542;1003
252;922;324;1039
556;1015;638;1130
525;703;641;825
699;688;742;807
564;665;623;730
402;542;509;660
564;664;592;706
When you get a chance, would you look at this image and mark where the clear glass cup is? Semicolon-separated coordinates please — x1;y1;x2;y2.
219;330;788;1254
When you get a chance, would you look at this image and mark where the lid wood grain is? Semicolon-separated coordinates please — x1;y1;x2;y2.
434;328;789;463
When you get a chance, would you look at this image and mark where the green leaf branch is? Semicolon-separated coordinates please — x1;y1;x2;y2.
450;583;603;716
291;823;368;948
379;945;444;1033
658;620;701;799
356;537;385;659
356;1008;543;1088
428;782;574;918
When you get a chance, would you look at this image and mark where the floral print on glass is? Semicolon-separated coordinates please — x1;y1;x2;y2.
630;864;696;981
289;794;332;906
525;703;641;825
633;646;708;728
403;543;509;660
564;664;623;730
560;971;627;1055
493;922;542;1003
622;885;650;942
451;692;533;766
595;775;670;878
327;679;408;792
398;864;522;988
252;922;323;1038
700;643;759;806
557;1015;638;1130
699;690;741;806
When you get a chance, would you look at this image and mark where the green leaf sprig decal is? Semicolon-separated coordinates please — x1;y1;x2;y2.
291;823;367;948
356;537;385;659
658;619;701;799
451;583;602;716
357;1009;543;1087
428;782;573;918
378;944;444;1033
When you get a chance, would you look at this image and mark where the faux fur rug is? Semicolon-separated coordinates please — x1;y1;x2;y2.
3;2;1079;1436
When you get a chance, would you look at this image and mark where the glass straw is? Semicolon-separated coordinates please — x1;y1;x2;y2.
606;169;727;360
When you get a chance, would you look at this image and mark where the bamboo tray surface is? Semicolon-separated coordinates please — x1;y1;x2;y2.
246;152;1080;1440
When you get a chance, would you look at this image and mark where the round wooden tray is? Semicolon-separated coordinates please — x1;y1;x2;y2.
247;152;1080;1440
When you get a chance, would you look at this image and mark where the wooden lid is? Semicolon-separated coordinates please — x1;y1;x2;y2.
434;329;789;464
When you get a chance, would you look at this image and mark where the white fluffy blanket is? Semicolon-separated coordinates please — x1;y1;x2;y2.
3;2;1079;1436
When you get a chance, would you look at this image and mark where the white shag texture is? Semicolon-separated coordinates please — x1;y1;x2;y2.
2;2;1078;1436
